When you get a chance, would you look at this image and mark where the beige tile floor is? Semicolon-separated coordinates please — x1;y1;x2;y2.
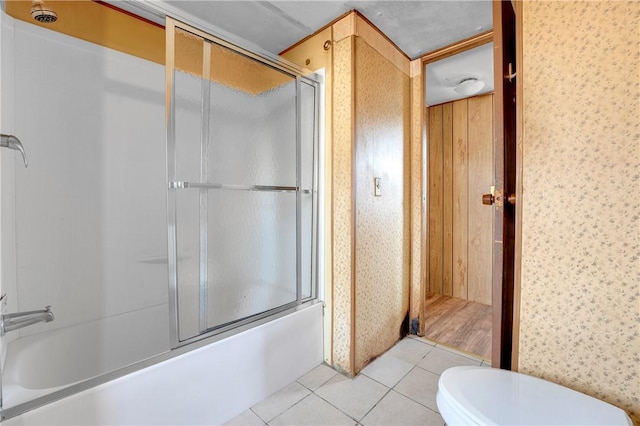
225;336;488;426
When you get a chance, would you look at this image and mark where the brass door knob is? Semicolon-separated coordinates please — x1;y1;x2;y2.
507;194;516;205
482;194;494;205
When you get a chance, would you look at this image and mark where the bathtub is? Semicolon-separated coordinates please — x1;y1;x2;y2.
2;304;170;408
3;302;323;425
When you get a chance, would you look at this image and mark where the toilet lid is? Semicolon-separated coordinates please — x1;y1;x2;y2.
438;366;631;425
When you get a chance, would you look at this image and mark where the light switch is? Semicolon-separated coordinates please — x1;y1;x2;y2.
374;177;381;196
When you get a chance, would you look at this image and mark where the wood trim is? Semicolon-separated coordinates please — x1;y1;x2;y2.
279;10;353;56
490;0;505;369
410;59;422;78
326;11;410;76
354;11;411;61
421;103;430;336
511;0;524;371
418;65;427;329
348;34;357;375
409;59;426;332
327;25;335;367
333;12;357;42
324;27;336;366
281;9;411;69
421;30;493;65
491;0;517;370
354;14;410;75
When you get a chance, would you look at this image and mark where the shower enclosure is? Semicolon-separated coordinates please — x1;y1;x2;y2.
0;13;320;419
166;19;319;345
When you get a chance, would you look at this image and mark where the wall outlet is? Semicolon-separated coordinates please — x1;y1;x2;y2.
374;177;381;196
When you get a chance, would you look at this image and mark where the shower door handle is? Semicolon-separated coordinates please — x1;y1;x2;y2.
0;134;28;167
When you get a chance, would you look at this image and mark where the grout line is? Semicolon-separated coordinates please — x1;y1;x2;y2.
311;390;362;424
357;386;394;423
245;343;452;425
250;407;268;424
391;366;442;414
264;393;315;425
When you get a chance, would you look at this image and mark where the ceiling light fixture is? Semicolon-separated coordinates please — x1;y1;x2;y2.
454;77;485;96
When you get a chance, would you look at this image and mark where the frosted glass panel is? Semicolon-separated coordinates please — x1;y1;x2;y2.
300;81;316;191
175;189;201;341
173;29;205;184
169;23;319;345
207;43;296;187
301;193;313;299
206;190;297;328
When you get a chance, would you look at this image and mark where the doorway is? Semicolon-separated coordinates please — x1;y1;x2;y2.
423;89;495;360
417;0;518;368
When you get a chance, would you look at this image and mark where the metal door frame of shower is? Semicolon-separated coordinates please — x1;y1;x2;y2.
165;17;323;349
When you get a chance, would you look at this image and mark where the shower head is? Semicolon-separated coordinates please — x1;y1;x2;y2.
30;0;57;24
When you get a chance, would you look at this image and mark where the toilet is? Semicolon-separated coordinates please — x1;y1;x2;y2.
436;366;632;425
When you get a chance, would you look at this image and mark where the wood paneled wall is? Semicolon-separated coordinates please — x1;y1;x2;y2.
427;94;493;306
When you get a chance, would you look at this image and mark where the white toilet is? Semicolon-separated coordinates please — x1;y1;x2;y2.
436;366;632;425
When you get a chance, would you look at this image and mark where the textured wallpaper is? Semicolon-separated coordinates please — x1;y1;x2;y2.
519;1;639;422
331;35;355;373
354;37;410;372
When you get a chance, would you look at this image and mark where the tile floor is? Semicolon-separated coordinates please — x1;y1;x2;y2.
225;336;488;426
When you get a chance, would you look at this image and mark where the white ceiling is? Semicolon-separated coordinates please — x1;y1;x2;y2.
119;0;494;104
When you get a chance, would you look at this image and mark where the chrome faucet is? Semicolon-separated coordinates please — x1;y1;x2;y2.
0;134;28;167
0;305;54;335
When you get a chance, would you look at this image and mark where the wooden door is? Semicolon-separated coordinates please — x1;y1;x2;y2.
491;0;517;369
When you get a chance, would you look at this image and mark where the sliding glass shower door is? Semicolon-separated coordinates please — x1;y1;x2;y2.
166;19;319;345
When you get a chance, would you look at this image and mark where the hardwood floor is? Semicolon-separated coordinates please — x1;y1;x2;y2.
423;293;492;360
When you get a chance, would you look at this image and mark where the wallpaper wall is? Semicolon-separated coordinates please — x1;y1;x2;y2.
353;37;410;372
319;13;411;375
331;35;355;373
519;1;639;422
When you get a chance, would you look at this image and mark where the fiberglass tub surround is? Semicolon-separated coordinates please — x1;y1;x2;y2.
0;15;320;419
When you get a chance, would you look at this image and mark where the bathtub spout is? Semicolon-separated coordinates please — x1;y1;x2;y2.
1;305;54;335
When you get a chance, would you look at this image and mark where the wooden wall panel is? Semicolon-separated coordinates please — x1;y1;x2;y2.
452;99;468;299
467;94;493;305
427;94;492;305
442;103;453;296
428;106;443;294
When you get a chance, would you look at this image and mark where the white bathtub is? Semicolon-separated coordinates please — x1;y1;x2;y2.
2;304;170;407
3;302;323;425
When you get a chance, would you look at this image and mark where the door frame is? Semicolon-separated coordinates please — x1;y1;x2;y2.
416;0;522;369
